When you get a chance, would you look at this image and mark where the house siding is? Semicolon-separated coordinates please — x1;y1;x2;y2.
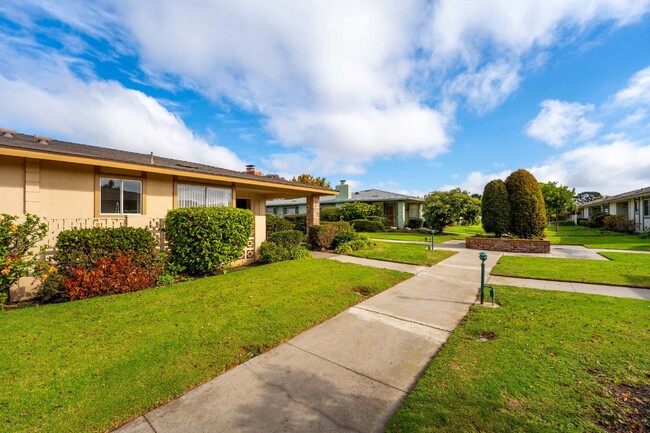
0;155;25;215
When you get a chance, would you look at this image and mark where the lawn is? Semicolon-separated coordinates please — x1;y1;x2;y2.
366;225;485;243
389;286;650;433
545;225;650;251
348;242;456;266
0;259;410;433
492;252;650;288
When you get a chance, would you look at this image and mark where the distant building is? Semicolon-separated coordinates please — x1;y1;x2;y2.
266;180;424;229
576;186;650;232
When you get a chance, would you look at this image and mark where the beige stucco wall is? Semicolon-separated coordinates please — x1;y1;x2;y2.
0;155;26;215
145;173;174;218
40;160;95;219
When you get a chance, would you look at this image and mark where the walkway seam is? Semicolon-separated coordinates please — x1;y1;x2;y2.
352;305;455;334
142;415;158;433
285;342;409;394
243;363;362;433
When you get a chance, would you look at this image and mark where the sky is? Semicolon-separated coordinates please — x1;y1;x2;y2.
1;1;649;197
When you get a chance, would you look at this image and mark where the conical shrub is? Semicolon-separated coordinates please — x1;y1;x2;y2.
505;169;547;238
481;179;510;237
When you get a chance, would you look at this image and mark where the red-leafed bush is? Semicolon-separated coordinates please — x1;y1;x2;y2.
63;253;163;301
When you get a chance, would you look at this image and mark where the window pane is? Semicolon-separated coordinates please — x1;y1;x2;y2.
206;186;232;207
122;180;142;214
100;178;121;214
178;184;206;208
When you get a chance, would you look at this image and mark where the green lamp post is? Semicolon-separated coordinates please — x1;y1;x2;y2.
479;251;488;304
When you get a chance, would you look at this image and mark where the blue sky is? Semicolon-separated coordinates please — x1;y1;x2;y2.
1;1;650;196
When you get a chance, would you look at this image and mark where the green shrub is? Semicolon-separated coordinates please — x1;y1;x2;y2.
54;227;156;271
0;214;49;297
324;221;352;231
603;215;635;233
505;170;547;239
266;213;294;235
588;211;605;228
407;218;423;229
558;220;576;226
308;225;339;249
333;230;357;248
285;214;307;234
165;207;254;275
339;202;382;221
369;215;389;227
350;219;383;232
333;230;373;253
320;207;342;222
334;243;353;254
639;229;650;239
267;230;304;249
481;179;510;237
578;219;589;227
258;241;311;264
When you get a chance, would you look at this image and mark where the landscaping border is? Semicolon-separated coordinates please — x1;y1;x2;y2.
466;236;550;253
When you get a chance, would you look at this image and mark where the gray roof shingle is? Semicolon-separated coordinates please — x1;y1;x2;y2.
578;186;650;207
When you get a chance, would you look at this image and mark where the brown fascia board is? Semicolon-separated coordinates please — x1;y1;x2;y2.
0;135;336;196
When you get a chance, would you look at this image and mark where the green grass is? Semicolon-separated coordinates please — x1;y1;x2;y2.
0;259;410;433
492;252;650;288
348;242;456;266
389;286;650;433
545;225;650;251
366;225;485;243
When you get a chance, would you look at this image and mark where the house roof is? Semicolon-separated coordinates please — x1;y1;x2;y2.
0;131;336;196
578;186;650;207
267;188;423;206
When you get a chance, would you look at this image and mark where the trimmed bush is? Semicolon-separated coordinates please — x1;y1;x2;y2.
324;221;352;231
339;202;382;221
258;241;311;264
588;211;605;228
54;227;157;271
603;215;635;233
308;225;339;249
481;179;510;237
639;229;650;239
578;219;589;227
320;207;342;222
267;230;304;249
558;220;576;226
505;170;547;239
285;214;307;234
333;230;373;254
266;213;294;235
350;219;383;232
63;252;164;301
407;218;424;229
165;207;254;275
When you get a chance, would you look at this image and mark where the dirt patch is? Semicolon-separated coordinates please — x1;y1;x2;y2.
597;383;650;432
352;286;373;296
475;331;497;342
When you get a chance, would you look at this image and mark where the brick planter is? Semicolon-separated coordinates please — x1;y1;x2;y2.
465;236;550;253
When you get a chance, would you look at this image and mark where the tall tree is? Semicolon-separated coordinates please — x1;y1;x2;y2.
482;179;510;237
574;191;603;204
291;173;331;189
423;189;479;233
505;170;547;238
540;181;576;232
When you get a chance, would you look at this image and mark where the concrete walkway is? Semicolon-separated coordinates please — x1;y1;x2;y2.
115;248;495;433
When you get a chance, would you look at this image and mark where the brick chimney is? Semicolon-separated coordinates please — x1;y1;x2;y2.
245;164;262;176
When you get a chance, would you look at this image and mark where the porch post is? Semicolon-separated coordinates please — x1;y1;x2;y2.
306;194;320;234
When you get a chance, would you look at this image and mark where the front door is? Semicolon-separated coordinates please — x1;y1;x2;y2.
384;204;396;227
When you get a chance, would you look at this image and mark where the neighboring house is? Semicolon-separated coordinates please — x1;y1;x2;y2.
576;186;650;232
0;129;337;259
266;180;424;229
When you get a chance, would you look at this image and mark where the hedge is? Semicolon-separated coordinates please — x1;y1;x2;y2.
407;218;424;229
481;179;510;237
320;207;342;222
165;207;254;275
267;230;304;249
266;213;294;235
350;219;383;232
285;214;307;234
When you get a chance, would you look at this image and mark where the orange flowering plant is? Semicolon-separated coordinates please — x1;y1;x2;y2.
0;214;49;297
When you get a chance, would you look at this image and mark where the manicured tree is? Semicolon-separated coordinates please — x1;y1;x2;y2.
481;179;510;237
540;181;576;232
505;169;547;238
423;188;477;233
338;202;382;221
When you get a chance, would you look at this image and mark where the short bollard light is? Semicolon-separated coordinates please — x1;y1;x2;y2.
489;286;496;306
479;251;488;304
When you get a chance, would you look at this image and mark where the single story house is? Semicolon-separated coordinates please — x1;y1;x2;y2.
0;128;337;260
576;186;650;232
266;180;424;229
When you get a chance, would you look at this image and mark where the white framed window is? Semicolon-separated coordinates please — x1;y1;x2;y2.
408;203;419;218
284;206;299;215
100;178;142;214
177;184;232;208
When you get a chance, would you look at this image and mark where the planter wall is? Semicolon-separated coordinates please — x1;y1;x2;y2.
466;236;550;253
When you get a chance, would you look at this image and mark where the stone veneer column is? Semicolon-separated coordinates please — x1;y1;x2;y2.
306;194;320;233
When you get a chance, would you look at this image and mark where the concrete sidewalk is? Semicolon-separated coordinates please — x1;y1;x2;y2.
116;248;494;433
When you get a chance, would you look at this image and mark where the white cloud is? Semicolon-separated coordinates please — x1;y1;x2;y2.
526;99;602;147
614;65;650;104
616;108;647;128
441;169;513;194
0;46;243;169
